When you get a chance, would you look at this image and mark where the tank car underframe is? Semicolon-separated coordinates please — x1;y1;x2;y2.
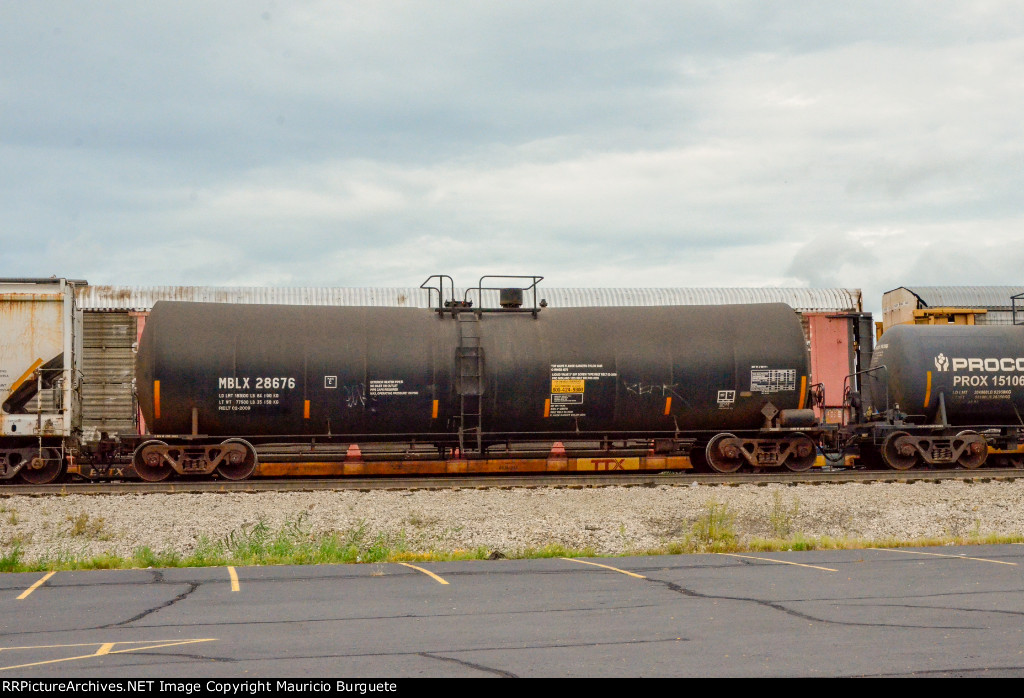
51;426;834;481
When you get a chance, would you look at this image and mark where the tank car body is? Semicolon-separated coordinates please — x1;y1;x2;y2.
846;323;1024;470
868;324;1024;425
137;301;809;435
132;292;819;479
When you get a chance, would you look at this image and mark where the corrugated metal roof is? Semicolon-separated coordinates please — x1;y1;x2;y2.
891;286;1024;310
543;287;861;311
77;286;424;310
77;285;862;313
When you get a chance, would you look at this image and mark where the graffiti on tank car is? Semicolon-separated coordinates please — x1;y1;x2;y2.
344;383;367;408
623;381;682;398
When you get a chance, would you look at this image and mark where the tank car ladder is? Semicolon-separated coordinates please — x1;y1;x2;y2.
456;313;484;456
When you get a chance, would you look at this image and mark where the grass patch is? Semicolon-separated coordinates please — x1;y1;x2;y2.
513;543;597;559
689;499;737;551
0;543;22;573
65;512;111;540
768;491;799;538
1;510;1022;574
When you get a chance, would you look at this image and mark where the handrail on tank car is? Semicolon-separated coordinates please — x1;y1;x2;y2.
465;275;544;315
420;275;545;315
842;364;888;426
419;275;456;311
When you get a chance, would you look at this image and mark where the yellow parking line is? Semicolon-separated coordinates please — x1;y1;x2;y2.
560;558;646;579
1;639;205;652
870;548;1017;566
17;572;55;600
0;639;215;672
227;566;240;592
95;643;115;656
398;563;449;585
720;553;837;572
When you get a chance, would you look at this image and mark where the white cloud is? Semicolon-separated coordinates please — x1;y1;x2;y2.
2;2;1024;320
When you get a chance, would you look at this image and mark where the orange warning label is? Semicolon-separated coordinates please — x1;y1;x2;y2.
551;379;585;394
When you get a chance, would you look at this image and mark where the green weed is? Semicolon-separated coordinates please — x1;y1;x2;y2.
66;512;110;540
690;499;737;551
0;543;22;573
768;491;800;538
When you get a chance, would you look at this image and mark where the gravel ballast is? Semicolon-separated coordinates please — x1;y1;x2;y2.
2;480;1023;562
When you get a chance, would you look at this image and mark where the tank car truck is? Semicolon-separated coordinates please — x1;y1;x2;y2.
0;278;84;484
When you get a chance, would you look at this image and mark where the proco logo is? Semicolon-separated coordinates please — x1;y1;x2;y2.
934;356;1024;372
933;355;1024;389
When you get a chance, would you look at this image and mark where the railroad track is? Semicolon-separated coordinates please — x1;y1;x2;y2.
3;467;1023;496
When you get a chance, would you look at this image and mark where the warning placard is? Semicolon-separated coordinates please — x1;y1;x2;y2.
551;379;585;394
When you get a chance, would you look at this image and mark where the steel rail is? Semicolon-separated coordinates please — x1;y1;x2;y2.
1;468;1022;496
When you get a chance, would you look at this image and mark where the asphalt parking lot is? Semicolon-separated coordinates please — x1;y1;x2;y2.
2;545;1023;677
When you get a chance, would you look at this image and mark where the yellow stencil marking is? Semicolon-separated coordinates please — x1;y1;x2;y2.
721;553;837;572
797;375;807;409
924;371;932;408
9;358;43;395
303;400;310;419
398;562;449;585
227;566;240;591
17;571;55;600
543;398;550;418
870;547;1017;566
153;380;161;419
0;639;216;672
432;399;439;419
664;396;672;415
560;557;646;579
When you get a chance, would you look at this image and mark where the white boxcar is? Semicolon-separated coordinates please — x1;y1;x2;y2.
0;278;83;483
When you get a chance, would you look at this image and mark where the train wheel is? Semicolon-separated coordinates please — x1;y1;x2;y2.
955;431;986;470
216;439;258;481
133;440;173;482
784;434;817;472
706;433;744;473
881;431;918;471
18;448;64;485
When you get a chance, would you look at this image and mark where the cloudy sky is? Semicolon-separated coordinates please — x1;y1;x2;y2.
2;2;1023;315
